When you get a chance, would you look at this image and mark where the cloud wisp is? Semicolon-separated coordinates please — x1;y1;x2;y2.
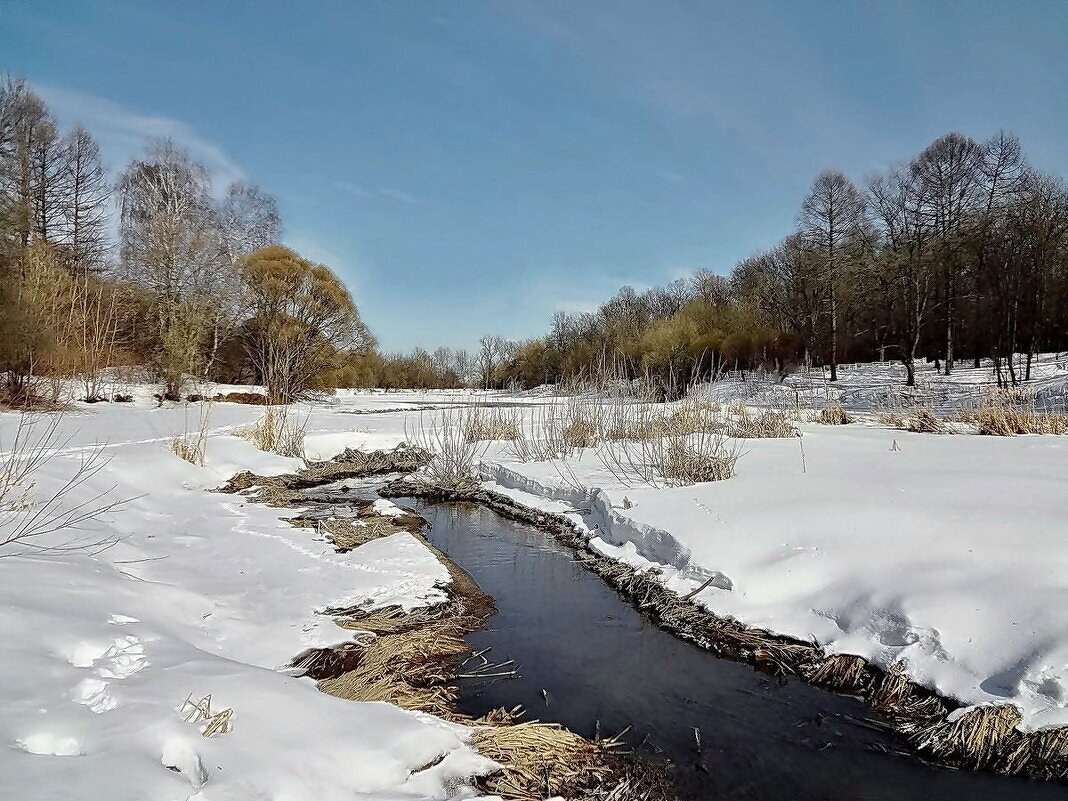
35;83;246;189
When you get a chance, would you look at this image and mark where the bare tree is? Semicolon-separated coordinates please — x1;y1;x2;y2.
799;170;866;381
58;125;110;272
223;181;280;260
117;139;225;396
478;334;507;389
868;166;933;386
911;133;983;374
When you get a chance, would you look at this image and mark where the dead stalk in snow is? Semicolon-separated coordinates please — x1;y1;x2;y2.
0;411;124;557
170;400;213;466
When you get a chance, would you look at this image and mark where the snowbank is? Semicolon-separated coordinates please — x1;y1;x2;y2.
480;424;1068;731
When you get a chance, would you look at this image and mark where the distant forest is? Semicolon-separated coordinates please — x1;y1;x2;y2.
2;75;1066;402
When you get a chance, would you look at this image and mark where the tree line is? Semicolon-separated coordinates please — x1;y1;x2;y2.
0;77;374;405
476;130;1067;395
4;77;1065;401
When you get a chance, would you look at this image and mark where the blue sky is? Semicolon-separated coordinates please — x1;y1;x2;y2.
3;1;1066;352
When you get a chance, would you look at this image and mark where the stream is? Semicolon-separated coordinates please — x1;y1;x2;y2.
327;482;1066;800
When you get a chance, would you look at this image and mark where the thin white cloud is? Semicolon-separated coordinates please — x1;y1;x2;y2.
35;83;245;189
333;180;372;198
656;169;685;182
380;187;418;204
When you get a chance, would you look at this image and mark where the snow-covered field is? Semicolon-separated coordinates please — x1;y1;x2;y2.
0;394;494;801
3;357;1068;798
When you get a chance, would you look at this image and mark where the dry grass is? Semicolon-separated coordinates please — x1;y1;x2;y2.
871;659;946;720
315;517;403;551
659;436;738;485
169;435;205;465
473;716;618;801
909;704;1022;769
317;616;474;717
878;411;905;427
958;404;1068;436
235;407;308;457
465;406;521;442
816;405;851;425
998;727;1068;778
807;654;869;693
904;406;951;434
726;407;797;438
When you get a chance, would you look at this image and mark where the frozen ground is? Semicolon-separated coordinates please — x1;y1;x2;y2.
3;357;1068;798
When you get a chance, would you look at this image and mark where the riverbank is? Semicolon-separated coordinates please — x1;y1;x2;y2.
381;473;1068;784
228;460;673;800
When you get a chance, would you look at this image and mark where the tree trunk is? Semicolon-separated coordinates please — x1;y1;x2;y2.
903;357;916;387
829;284;838;382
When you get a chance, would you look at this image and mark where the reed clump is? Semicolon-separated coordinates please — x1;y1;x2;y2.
726;407;797;438
465;406;521;442
958;404;1068;436
806;653;870;693
473;714;619;801
817;405;851;425
904;406;951;434
235;407;307;457
908;704;1023;771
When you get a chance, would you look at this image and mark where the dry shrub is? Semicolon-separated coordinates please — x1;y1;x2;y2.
464;406;520;442
726;407;797;438
507;399;604;462
817;405;851;425
235;407;307;457
407;407;490;486
1;411;122;556
473;716;617;801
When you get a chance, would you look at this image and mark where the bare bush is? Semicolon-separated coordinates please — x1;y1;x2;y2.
406;407;489;488
1;412;122;556
507;398;605;462
598;426;739;488
236;407;308;457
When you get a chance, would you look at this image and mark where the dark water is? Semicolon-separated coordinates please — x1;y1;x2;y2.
398;498;1066;801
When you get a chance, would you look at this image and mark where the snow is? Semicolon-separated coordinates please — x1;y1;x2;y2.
0;398;494;801
5;363;1068;798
